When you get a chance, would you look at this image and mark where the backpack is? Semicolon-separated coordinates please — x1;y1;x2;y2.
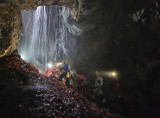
66;71;71;78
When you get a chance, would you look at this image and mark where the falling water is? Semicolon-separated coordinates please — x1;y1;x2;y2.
18;5;81;72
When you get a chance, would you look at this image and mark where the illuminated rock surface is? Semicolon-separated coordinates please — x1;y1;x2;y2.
0;51;124;118
0;0;76;58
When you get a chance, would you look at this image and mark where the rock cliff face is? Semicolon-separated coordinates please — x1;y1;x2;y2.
0;3;21;57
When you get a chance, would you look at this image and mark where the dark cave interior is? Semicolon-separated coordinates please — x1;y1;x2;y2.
1;0;160;118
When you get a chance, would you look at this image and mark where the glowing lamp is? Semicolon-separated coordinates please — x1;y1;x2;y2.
108;71;119;79
47;63;53;68
20;53;27;60
55;62;63;67
111;72;117;77
21;55;25;60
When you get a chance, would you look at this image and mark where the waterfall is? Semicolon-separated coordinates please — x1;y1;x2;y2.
18;5;81;72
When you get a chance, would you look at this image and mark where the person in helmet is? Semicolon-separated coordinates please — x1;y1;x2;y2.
93;71;104;96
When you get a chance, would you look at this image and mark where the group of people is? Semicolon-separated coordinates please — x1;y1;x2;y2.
44;62;74;88
44;62;88;90
44;62;104;98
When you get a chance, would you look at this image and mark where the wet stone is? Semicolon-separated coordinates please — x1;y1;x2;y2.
0;52;125;118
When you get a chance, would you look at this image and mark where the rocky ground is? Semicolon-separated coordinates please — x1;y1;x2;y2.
0;51;124;118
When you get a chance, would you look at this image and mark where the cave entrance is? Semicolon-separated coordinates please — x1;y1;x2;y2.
18;5;78;73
